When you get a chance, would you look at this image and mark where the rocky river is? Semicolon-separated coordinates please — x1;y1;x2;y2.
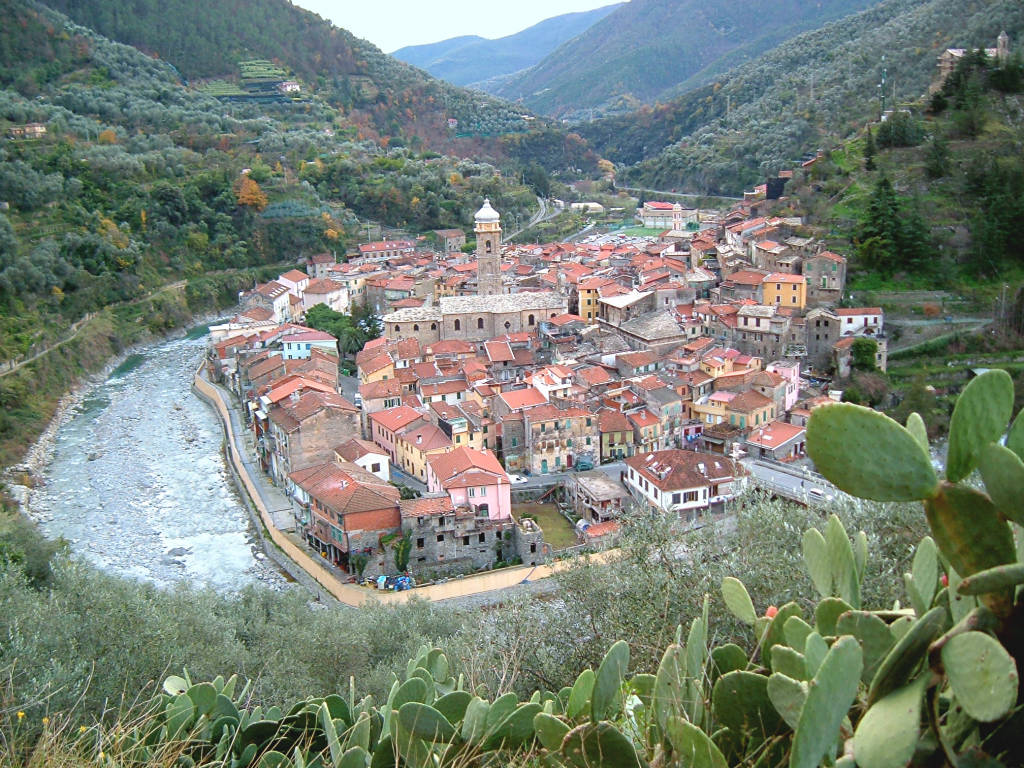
26;335;286;591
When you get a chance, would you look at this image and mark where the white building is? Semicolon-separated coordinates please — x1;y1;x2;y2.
624;449;737;517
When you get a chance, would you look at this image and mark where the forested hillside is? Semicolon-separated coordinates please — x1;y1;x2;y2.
38;0;596;162
489;0;885;118
582;0;1024;195
789;50;1024;284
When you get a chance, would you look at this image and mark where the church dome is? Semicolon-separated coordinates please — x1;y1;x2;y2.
474;198;501;223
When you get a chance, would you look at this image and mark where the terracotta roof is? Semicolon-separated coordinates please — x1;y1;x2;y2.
369;405;424;433
335;438;387;461
427;447;508;488
280;269;309;283
625;449;735;492
628;409;659;428
836;307;883;316
727;389;773;413
359;378;402;400
399;422;452;452
499;387;547;411
290;462;399;518
577;366;614;386
746;421;806;448
598;409;632;432
400;496;455;519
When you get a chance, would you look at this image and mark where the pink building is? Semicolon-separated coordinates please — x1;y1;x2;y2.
368;405;424;462
766;359;801;412
426;447;511;521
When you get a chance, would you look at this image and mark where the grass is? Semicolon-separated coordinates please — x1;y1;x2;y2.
615;226;665;236
514;503;576;550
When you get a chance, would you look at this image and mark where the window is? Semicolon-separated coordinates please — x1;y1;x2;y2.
672;492;681;505
684;491;699;502
469;487;476;497
476;317;485;330
479;533;486;543
371;463;381;473
437;534;444;542
504;321;511;330
463;535;470;546
416;538;424;548
431;322;437;330
394;325;400;332
454;319;461;331
413;324;419;331
455;434;461;443
528;314;535;326
483;425;488;433
586;418;592;427
540;423;546;433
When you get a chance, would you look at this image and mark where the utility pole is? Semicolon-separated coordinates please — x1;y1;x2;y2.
879;56;888;119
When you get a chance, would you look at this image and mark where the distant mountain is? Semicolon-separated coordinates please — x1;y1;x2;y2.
581;0;1024;195
489;0;888;118
391;4;623;88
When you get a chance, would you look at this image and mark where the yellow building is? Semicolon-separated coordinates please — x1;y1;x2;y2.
762;273;806;310
395;422;453;483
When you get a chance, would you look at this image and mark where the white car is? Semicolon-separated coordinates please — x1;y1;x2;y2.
508;474;529;484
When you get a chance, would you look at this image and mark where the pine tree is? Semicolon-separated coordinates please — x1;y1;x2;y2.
863;127;876;171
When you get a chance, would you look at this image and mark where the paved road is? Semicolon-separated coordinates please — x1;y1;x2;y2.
506;196;562;241
511;461;626;491
202;372;298;532
615;185;743;202
741;458;840;506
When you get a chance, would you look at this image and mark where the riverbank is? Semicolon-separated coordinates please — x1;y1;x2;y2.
15;332;285;591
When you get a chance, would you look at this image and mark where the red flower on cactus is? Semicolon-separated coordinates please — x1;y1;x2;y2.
765;605;778;619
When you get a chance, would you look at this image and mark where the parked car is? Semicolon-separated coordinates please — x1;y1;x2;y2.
574;459;594;471
508;474;529;484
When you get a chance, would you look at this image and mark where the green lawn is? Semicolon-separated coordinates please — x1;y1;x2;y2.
515;503;577;550
616;226;665;236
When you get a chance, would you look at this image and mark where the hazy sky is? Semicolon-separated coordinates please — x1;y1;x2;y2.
293;0;620;53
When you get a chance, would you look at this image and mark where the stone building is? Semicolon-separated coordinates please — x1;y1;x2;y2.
474;199;503;296
383;292;568;346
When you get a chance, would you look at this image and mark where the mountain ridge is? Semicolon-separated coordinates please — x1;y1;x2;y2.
488;0;889;118
391;4;623;88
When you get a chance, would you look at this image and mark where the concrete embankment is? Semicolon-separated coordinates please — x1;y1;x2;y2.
193;369;616;606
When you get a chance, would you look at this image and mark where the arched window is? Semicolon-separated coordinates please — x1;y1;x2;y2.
430;322;437;330
413;324;419;331
504;321;511;330
454;319;461;331
394;325;400;332
485;240;492;253
528;314;535;326
477;317;484;329
551;313;557;318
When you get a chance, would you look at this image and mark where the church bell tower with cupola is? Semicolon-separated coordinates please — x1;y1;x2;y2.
474;198;502;296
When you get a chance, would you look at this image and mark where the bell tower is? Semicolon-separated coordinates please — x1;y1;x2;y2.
474;198;502;297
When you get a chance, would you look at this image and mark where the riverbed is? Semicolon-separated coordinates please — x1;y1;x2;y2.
28;335;285;591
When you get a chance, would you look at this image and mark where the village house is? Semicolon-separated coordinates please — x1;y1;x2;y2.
425;447;512;521
289;461;400;577
598;409;635;462
524;404;596;474
571;470;630;524
264;390;361;485
745;421;807;461
624;450;737;517
395;421;453;483
369;405;427;463
334;438;390;482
